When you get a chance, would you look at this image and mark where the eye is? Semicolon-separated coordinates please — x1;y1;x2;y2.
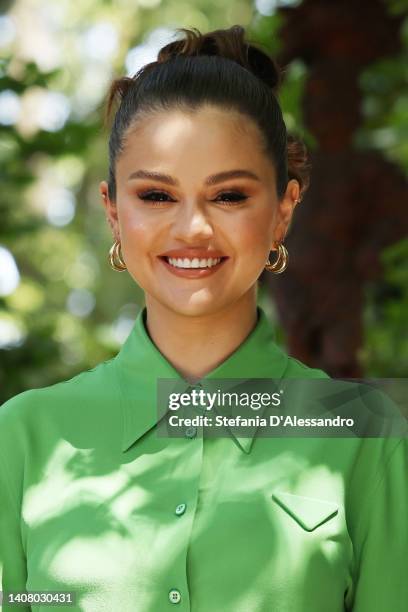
137;189;248;207
138;190;174;205
214;191;248;206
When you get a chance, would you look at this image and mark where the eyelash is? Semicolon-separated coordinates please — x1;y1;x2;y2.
137;190;248;207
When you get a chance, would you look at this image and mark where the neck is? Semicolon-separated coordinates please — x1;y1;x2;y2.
144;290;259;384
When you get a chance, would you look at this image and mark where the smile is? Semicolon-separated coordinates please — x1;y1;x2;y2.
158;256;228;278
166;257;221;269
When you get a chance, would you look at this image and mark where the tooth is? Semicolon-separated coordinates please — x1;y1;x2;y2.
165;256;224;268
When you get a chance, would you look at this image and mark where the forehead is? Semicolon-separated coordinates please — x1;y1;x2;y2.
116;105;275;183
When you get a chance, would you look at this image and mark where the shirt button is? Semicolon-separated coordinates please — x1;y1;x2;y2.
168;588;181;604
175;503;187;516
185;426;197;438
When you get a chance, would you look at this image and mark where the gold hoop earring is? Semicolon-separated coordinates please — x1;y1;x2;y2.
108;239;127;272
264;241;288;274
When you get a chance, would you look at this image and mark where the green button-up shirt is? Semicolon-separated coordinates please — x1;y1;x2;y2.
0;306;406;611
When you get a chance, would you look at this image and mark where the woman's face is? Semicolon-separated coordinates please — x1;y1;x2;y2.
100;105;299;317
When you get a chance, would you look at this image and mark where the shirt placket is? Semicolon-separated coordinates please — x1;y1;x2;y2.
163;382;206;609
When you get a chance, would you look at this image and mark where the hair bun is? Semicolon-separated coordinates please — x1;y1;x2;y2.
287;133;311;197
157;25;282;93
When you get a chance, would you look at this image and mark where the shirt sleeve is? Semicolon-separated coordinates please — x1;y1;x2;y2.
347;438;408;611
0;407;30;612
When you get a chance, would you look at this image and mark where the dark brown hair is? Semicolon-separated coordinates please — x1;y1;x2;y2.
104;25;310;202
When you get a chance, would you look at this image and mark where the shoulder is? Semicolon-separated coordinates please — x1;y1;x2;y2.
284;354;331;379
0;357;117;435
0;358;120;505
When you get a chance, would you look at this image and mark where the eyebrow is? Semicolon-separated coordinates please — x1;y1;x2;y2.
127;169;261;186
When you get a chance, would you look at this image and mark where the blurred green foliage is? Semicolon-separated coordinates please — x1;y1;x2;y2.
0;0;407;403
361;238;408;377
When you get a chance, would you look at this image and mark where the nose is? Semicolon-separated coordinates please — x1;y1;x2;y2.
170;201;213;242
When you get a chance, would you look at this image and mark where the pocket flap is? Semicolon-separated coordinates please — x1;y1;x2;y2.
271;491;339;532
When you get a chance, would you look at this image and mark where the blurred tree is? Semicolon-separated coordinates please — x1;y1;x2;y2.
0;0;254;401
1;0;407;405
257;0;408;377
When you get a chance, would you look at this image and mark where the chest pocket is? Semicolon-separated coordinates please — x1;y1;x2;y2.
271;490;339;532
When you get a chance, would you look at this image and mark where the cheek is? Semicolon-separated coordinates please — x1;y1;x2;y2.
118;206;155;252
232;212;273;255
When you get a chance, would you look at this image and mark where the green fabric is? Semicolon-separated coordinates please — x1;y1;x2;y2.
0;305;406;611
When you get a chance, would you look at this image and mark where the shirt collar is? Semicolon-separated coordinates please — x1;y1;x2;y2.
115;305;289;454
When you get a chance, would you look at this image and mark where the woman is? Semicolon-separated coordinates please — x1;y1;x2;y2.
0;25;406;612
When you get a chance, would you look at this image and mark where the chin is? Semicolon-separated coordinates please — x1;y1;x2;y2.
173;303;218;317
164;298;224;318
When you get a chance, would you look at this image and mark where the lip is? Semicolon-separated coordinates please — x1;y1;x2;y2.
159;249;226;259
158;255;228;278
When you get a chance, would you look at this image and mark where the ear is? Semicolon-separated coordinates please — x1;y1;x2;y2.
270;179;301;250
99;181;120;241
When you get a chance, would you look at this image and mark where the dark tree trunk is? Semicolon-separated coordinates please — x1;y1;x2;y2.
263;0;408;376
